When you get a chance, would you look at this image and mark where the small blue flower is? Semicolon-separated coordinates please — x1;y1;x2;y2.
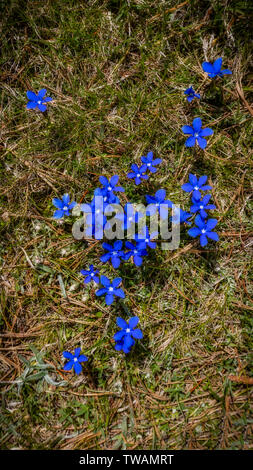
26;89;52;112
52;194;76;218
63;348;88;375
182;118;213;149
141;151;162;173
80;265;99;284
184;86;200;102
127;164;148;185
99;175;124;202
96;276;125;305
124;241;148;267
188;215;219;247
202;58;232;79
181;174;212;200
100;241;125;269
114;317;143;353
115;203;144;230
146;189;172;219
171;208;192;225
190;194;216;219
135;226;158;250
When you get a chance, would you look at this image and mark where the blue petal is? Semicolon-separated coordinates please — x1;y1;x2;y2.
116;317;128;329
100;275;110;287
185;136;196;147
132;328;143;339
192;117;202;132
26;91;37;101
26;101;37;109
206;231;219;241
96;288;108;296
53;209;64;219
199;127;213;137
63;351;73;359
64;360;74;371
200;234;208;247
38;103;47;112
74;362;82;375
188;227;201;237
38;88;47;98
181;183;193;192
129;316;139;328
114;288;125;299
114;331;125;341
52;197;63;209
197;137;207;149
202;62;214;73
78;355;88;362
181;125;193;134
112;277;122;288
105;293;114;305
213;58;222;72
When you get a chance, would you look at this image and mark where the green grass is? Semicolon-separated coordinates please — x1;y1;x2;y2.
0;0;253;450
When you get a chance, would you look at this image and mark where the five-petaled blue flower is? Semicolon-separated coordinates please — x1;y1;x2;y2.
52;194;76;218
141;151;162;173
26;89;52;112
63;348;88;375
146;189;172;219
124;241;148;267
80;265;99;284
100;241;125;269
202;58;232;79
114;317;143;353
93;187;120;205
127;164;149;185
190;194;216;219
188;215;219;247
99;175;124;202
184;86;200;103
96;276;125;305
182;118;213;149
181;174;212;200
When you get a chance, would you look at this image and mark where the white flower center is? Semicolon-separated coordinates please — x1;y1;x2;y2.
156;203;159;207
113;251;117;255
108;186;112;191
137;173;140;177
194;133;199;137
109;287;113;292
38;100;41;105
129;216;133;221
134;250;138;254
96;209;100;214
126;328;131;333
91;273;94;277
74;358;78;362
103;196;107;201
147;163;151;167
194;186;199;190
200;205;204;209
63;206;68;211
201;229;206;234
145;238;149;242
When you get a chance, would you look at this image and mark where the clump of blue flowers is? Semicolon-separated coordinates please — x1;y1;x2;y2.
181;174;218;247
114;317;143;354
63;348;88;375
26;88;52;112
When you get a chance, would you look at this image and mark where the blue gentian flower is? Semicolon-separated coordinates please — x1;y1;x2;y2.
135;226;158;250
99;175;124;201
181;174;212;200
52;194;76;218
124;241;148;266
190;194;216;219
127;164;148;185
114;317;143;353
146;189;172;219
115;203;144;230
100;241;125;269
26;89;52;112
63;348;88;375
188;215;219;247
182;118;213;149
80;265;99;284
202;58;232;79
171;208;192;225
96;276;125;305
141;151;162;173
184;86;200;102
